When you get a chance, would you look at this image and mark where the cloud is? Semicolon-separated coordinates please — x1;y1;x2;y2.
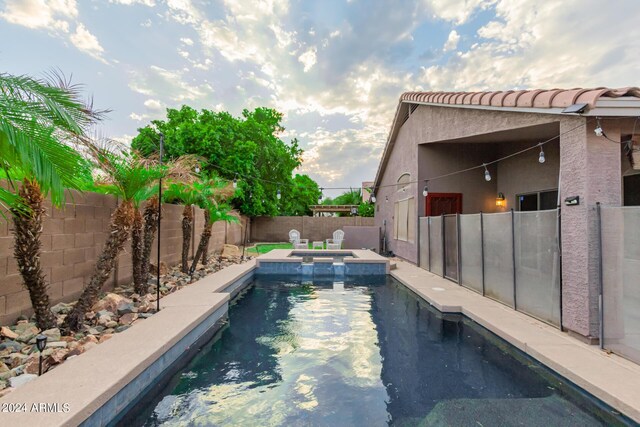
443;30;460;51
128;65;214;103
180;37;194;45
425;0;492;25
0;0;77;32
110;0;156;6
143;98;163;111
70;24;108;63
298;47;317;72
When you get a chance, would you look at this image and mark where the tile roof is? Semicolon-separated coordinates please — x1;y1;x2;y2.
401;87;640;109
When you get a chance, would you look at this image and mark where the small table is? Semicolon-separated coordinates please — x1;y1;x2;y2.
312;241;324;250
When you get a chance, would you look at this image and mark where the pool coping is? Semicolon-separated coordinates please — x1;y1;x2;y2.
256;249;390;274
390;260;640;424
0;260;257;427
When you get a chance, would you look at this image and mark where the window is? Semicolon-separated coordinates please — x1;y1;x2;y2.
517;189;558;211
393;197;415;242
397;173;410;193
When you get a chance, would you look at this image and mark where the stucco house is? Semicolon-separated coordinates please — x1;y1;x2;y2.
373;87;640;342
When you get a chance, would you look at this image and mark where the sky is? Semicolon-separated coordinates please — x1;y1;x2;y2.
1;0;639;197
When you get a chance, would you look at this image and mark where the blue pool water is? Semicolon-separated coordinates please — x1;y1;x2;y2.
121;276;633;426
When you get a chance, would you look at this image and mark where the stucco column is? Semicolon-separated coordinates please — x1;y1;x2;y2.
559;117;621;339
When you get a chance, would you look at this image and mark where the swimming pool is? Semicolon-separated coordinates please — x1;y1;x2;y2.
119;276;633;426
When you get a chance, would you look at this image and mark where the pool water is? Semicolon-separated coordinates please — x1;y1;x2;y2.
122;276;633;426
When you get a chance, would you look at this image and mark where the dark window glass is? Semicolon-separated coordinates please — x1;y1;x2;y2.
624;174;640;206
518;194;537;211
540;190;558;210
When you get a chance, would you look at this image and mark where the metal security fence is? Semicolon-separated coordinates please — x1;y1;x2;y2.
419;209;561;327
600;205;640;364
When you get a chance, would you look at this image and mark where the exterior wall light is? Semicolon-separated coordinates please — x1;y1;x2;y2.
36;334;47;376
496;192;506;207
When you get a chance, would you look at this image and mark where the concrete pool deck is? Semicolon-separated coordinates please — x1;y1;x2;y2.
391;259;640;424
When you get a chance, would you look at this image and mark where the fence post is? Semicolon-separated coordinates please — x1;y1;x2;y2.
456;213;462;285
480;211;485;296
427;217;431;271
417;217;421;268
441;213;445;278
511;208;517;310
557;206;563;331
597;202;604;349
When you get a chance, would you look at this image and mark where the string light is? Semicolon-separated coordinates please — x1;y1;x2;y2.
385;196;389;202
422;184;429;197
594;118;603;137
203;119;590;193
538;143;545;163
483;164;491;182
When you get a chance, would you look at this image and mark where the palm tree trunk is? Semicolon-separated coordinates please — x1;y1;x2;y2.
141;195;159;288
190;211;212;274
181;204;193;273
131;207;144;294
11;179;56;330
62;200;135;333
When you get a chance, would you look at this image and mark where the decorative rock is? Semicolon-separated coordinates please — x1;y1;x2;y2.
16;325;39;344
82;341;97;352
51;302;72;315
23;356;40;375
0;361;8;373
0;387;14;397
45;341;67;349
119;313;138;325
138;313;154;319
16;315;29;322
42;328;61;342
0;380;6;390
66;348;83;358
0;340;22;353
87;328;101;336
8;353;28;369
221;244;241;258
79;335;98;345
0;326;19;340
0;369;16;381
115;325;130;333
9;374;37;389
105;321;118;328
98;334;113;343
46;349;68;365
117;302;137;316
91;293;131;314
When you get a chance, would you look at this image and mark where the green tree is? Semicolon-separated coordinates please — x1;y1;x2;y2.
280;174;321;216
131;106;307;216
358;202;374;217
0;73;102;329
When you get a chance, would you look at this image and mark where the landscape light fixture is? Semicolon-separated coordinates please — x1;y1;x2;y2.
422;184;429;197
594;118;604;137
350;206;358;216
195;164;200;173
276;188;281;200
36;334;47;376
538;144;546;163
496;192;506;207
483;164;491;182
233;174;238;188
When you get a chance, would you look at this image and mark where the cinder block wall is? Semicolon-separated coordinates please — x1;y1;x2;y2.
0;190;248;325
250;216;375;242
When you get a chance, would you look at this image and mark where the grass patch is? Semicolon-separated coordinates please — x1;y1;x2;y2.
247;243;293;254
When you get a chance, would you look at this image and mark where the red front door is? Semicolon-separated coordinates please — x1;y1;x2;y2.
426;193;462;216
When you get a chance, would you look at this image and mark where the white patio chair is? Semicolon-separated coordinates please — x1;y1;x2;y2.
289;229;308;249
326;229;344;249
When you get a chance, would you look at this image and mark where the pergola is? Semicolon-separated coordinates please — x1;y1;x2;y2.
309;205;359;216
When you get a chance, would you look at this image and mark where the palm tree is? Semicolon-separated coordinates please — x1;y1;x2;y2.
189;177;237;274
62;150;164;332
0;72;102;329
163;182;200;273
